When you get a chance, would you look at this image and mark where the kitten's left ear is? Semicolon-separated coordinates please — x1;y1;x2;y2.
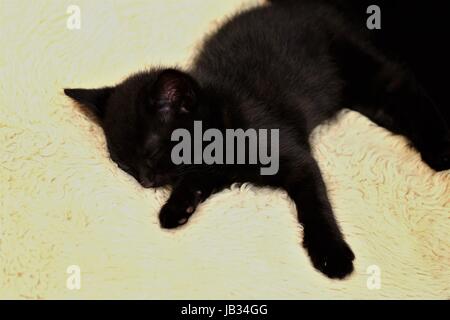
150;69;199;116
64;87;114;118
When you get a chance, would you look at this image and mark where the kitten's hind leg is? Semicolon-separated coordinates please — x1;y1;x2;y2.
333;33;450;171
280;149;355;279
355;70;450;171
355;68;450;171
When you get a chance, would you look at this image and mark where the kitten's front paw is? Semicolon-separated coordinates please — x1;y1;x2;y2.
159;190;204;229
303;234;355;279
159;203;195;229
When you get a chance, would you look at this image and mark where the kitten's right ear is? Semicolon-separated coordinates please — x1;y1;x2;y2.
64;87;113;118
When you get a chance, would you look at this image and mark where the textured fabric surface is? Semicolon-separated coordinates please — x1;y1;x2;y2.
0;0;448;299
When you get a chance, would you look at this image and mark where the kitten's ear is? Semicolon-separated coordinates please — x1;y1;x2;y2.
150;69;198;117
64;87;113;118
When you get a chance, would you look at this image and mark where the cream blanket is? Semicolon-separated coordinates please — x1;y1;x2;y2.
0;0;448;299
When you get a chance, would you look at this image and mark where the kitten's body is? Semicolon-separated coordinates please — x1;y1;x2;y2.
65;0;450;279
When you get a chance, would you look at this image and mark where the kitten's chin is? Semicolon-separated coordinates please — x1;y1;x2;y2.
139;176;172;188
139;180;156;188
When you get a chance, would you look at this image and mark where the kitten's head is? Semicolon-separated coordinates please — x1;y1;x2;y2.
64;68;199;187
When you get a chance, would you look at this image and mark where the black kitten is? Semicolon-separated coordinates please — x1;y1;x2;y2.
65;0;450;279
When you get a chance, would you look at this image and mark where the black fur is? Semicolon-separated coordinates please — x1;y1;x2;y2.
65;0;449;279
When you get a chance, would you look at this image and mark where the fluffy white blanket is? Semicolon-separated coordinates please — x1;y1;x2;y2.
0;0;448;299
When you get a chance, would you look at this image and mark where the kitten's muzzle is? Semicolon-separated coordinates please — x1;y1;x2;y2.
138;172;169;188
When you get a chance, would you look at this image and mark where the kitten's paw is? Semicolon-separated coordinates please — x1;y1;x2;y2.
159;190;203;229
304;235;355;279
159;204;193;229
